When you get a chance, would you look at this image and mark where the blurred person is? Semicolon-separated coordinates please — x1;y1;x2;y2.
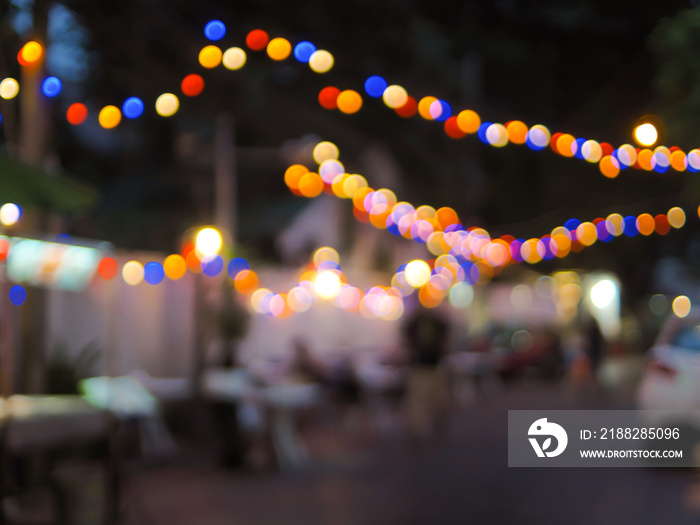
584;314;605;382
401;305;450;446
290;339;360;406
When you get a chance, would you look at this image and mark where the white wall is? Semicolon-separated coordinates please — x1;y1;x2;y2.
46;253;196;378
45;260;404;379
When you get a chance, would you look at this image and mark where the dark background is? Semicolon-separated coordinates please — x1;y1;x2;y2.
3;0;700;302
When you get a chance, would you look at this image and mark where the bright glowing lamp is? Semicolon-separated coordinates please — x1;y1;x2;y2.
0;78;19;100
195;227;222;258
590;279;616;309
155;93;179;117
405;260;431;288
672;295;691;318
309;50;334;73
634;123;658;147
314;271;342;299
0;203;21;226
223;47;246;70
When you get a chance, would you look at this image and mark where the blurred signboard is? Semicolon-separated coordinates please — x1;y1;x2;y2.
6;237;102;292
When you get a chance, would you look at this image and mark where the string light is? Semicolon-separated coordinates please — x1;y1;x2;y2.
41;76;62;97
4;20;699;316
222;47;246;70
0;78;19;100
155;93;179;117
122;97;144;119
204;20;226;41
98;106;121;129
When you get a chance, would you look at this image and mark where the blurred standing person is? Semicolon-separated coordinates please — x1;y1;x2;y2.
402;305;450;446
583;313;605;384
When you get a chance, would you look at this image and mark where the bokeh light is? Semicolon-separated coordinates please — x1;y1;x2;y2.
122;97;144;119
655;214;671;235
430;99;452;121
227;257;249;278
599;156;620;178
144;262;165;285
223;47;246;70
457;110;480;134
309;50;334;73
636;213;655;236
181;74;205;97
314;271;342;299
164;254;187;280
395;96;417;118
606;213;624;236
201;254;224;276
672;295;691;318
506;121;528;144
204;20;226;41
20;41;43;65
364;76;388;98
615;144;637;167
199;45;222;68
97;257;119;280
382;85;408;109
687;150;700;172
336;285;361;311
405;259;431;288
288;285;314;312
313;141;339;164
284;164;309;193
526;124;550;150
418;96;437;120
41;76;62;97
590;279;616;308
623;216;639;237
343;174;367;198
336;90;362;114
444;117;465;139
9;285;26;306
122;261;144;286
155;93;179;117
251;288;273;314
186;250;202;273
449;282;474;308
319;159;344;184
634;123;658;147
671;150;687;172
293;41;316;63
98;106;121;129
66;103;88;125
0;238;8;262
246;30;269;51
195;227;223;257
668;207;686;229
298;172;324;197
0;78;19;100
554;134;574;157
0;203;21;226
234;269;258;294
318;86;340;109
486;123;508;147
637;149;653;170
267;37;292;60
581;140;603;163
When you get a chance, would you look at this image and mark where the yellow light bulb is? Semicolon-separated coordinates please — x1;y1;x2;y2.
195;227;222;257
634;123;658;147
314;271;342;299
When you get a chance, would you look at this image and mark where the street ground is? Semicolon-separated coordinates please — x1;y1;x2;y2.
120;372;700;525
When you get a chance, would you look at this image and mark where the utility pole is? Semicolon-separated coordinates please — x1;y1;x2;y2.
215;114;237;247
